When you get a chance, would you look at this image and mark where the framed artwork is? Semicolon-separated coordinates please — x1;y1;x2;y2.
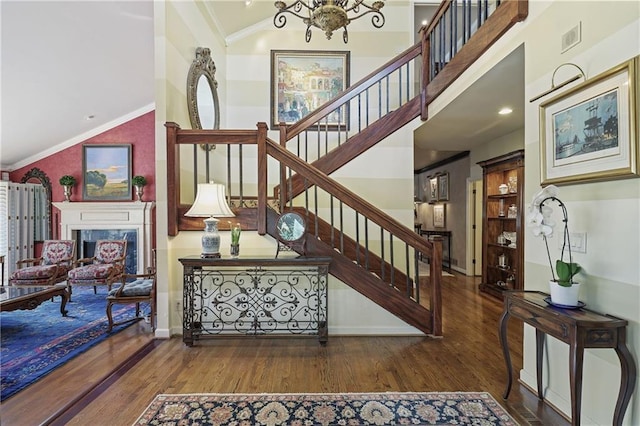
540;56;639;185
271;50;350;129
82;144;132;200
433;204;445;228
428;176;438;203
437;173;449;201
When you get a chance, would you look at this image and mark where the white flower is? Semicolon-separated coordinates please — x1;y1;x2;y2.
528;185;560;238
527;209;554;237
530;184;559;207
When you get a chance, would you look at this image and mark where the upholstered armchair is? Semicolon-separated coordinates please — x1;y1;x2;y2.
9;240;76;286
106;249;156;332
67;240;127;298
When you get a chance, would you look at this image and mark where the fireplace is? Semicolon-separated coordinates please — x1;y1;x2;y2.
77;229;138;274
53;202;154;274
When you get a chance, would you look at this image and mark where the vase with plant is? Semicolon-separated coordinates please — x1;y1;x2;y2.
527;185;582;306
59;175;76;202
229;222;241;258
132;175;147;202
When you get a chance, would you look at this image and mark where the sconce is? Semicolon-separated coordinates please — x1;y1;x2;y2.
529;63;586;103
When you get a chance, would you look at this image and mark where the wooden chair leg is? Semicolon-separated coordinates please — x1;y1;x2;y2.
106;301;114;332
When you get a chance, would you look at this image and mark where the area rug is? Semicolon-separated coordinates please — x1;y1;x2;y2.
0;286;141;400
134;392;517;425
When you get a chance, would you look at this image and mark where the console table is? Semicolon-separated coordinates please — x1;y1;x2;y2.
179;256;331;346
499;291;636;426
420;229;451;269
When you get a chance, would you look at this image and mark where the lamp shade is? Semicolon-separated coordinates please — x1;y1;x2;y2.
185;183;235;218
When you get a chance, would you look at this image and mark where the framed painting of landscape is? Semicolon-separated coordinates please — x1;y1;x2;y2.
540;56;639;185
82;144;132;200
271;50;350;129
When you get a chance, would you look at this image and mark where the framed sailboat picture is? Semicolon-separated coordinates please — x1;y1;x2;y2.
539;56;639;185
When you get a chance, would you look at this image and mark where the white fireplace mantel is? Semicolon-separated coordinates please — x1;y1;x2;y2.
53;201;155;273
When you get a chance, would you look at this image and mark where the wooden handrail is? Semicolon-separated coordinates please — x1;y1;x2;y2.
164;122;269;236
424;0;528;105
265;138;436;260
283;43;422;141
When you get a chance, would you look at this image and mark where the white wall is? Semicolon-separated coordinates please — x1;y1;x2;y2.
155;0;230;338
434;1;639;424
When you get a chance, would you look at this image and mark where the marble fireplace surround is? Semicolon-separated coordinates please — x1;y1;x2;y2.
53;201;155;274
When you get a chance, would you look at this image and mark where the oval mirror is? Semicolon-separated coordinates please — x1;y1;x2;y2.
187;47;220;131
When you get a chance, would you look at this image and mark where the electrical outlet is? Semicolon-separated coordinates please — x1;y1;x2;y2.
561;22;581;53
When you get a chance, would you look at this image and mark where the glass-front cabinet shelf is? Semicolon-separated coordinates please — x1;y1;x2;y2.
477;150;524;298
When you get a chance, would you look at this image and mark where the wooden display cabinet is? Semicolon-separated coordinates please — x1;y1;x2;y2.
478;150;524;298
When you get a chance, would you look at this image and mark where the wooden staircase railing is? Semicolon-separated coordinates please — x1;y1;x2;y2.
165;0;529;337
277;0;528;200
264;140;443;336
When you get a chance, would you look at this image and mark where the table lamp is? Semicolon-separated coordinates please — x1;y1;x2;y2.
185;182;235;258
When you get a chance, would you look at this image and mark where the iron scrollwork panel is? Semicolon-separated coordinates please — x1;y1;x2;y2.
191;266;327;339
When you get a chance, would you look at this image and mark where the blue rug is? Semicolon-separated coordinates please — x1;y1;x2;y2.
0;286;142;400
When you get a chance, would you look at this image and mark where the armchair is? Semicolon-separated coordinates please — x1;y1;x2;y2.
9;240;75;286
106;249;156;332
67;240;127;298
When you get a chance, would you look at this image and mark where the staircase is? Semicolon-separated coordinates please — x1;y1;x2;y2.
166;0;529;338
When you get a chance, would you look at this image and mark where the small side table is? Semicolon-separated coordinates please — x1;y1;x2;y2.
499;290;636;426
420;229;451;269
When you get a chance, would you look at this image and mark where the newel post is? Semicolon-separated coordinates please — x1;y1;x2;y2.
256;122;268;235
429;235;443;337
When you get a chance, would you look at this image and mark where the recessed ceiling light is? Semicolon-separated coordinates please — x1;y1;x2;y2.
498;107;512;115
245;0;252;6
422;20;428;26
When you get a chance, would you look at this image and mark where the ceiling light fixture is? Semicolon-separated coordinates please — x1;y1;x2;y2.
498;107;513;115
274;0;385;43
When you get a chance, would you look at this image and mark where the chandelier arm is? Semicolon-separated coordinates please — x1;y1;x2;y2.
342;26;348;43
344;8;385;28
274;0;314;29
306;25;313;42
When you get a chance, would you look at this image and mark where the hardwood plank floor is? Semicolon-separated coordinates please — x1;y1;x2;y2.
0;273;569;425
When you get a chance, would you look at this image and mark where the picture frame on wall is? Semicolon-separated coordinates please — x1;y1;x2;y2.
437;173;449;201
433;204;445;228
271;50;350;129
428;176;438;203
82;144;132;201
540;56;639;185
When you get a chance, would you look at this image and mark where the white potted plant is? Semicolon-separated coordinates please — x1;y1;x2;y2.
527;185;582;306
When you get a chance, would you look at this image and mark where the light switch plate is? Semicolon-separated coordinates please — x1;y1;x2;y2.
559;232;587;253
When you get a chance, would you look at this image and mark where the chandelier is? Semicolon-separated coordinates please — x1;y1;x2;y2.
274;0;385;43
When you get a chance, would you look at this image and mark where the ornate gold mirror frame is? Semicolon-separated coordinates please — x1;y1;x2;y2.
187;47;220;150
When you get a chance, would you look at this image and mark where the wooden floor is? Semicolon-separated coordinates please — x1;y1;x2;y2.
1;273;570;425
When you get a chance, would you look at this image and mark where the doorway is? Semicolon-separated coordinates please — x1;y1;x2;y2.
466;179;482;276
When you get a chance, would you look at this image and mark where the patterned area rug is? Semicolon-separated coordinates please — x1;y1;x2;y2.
134;392;517;425
0;286;140;400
